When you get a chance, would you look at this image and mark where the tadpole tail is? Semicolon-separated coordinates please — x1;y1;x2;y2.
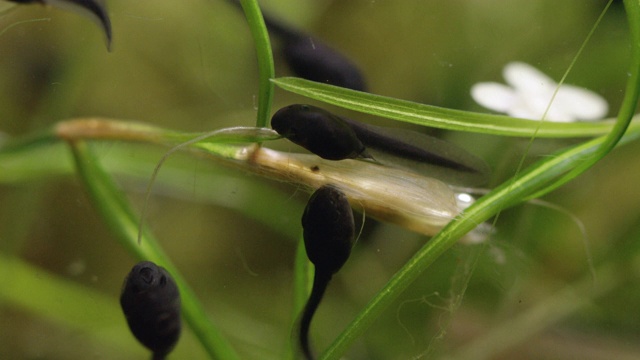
49;0;112;51
151;352;166;360
298;270;332;360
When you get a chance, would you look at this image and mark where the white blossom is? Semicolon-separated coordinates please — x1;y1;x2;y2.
471;62;608;122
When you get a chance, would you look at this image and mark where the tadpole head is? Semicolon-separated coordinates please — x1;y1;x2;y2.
302;185;356;274
271;104;367;160
120;261;164;295
271;104;308;139
120;261;181;358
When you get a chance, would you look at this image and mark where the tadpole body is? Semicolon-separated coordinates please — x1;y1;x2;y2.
227;0;367;91
272;104;370;160
299;185;355;359
120;261;181;360
8;0;112;51
272;104;490;186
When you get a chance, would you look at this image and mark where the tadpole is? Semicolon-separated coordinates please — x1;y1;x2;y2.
227;0;367;91
271;104;491;186
299;185;355;359
120;261;181;360
271;104;371;161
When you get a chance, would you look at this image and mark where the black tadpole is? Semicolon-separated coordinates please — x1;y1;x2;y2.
226;0;367;91
8;0;112;51
120;261;181;360
272;104;371;161
271;104;491;186
299;185;355;359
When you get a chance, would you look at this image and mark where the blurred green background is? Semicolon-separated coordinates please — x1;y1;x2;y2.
1;0;639;359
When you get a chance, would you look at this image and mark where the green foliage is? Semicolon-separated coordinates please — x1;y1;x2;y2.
1;1;640;359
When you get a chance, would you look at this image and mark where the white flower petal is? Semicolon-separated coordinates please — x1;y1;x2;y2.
543;108;576;122
503;62;556;95
471;62;608;123
555;85;609;121
506;93;573;122
471;82;516;112
524;92;575;122
506;106;541;121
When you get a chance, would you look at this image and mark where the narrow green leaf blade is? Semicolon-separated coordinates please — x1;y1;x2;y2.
239;0;275;128
272;77;631;138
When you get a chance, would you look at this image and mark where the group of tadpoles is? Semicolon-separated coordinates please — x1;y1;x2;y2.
118;183;355;360
8;0;490;358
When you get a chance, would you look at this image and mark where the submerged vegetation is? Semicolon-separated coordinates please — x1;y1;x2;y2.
1;0;640;359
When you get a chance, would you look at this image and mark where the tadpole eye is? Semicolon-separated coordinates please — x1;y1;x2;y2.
120;261;182;358
139;267;154;284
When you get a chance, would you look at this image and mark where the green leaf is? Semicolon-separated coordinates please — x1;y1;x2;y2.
271;77;639;138
287;236;312;360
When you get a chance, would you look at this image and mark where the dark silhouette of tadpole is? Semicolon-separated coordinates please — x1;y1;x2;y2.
271;104;491;186
120;261;181;360
299;186;355;359
8;0;112;51
271;104;372;161
227;0;367;91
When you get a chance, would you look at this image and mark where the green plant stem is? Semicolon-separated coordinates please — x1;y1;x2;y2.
292;235;312;320
68;140;240;360
239;0;275;128
288;235;312;359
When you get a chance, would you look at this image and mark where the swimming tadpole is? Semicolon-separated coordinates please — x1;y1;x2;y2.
298;185;356;359
226;0;367;91
120;261;181;360
271;104;491;186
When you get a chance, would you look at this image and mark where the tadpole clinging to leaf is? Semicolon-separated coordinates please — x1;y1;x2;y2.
298;185;355;359
120;261;181;360
7;0;112;51
271;104;491;186
226;0;367;91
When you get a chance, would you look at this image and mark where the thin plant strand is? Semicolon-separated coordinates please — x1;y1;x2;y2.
136;127;279;244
